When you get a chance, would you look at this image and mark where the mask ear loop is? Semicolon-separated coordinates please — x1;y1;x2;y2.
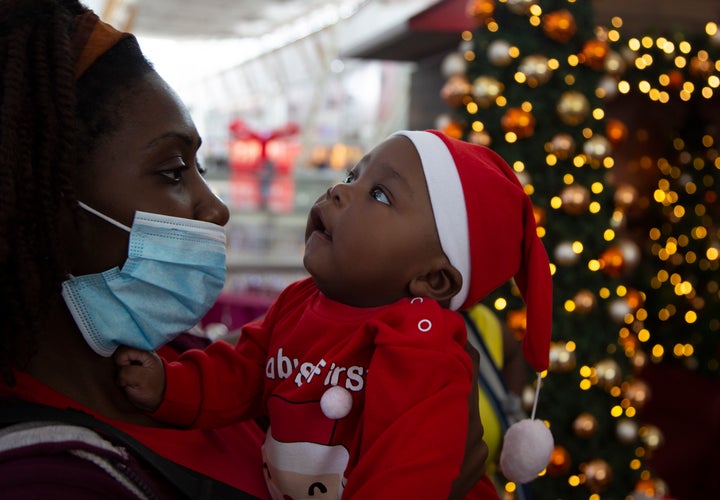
77;201;131;233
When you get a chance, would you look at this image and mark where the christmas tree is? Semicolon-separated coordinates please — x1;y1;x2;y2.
438;1;665;498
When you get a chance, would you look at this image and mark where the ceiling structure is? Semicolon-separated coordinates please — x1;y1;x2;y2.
94;0;719;42
90;0;720;68
92;0;413;39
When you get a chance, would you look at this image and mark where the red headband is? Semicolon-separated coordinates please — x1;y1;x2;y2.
72;11;130;78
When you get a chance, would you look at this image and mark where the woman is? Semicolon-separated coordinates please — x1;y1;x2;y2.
0;1;488;498
0;1;266;497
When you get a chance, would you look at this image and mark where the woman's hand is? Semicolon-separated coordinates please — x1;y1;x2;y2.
114;346;166;412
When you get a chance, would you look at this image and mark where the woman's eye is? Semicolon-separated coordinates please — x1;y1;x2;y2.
343;171;356;184
371;188;390;205
197;161;207;176
160;164;188;183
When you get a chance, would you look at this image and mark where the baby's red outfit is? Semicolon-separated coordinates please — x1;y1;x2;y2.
155;277;496;498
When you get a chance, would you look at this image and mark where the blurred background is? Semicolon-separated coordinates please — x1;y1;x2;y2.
86;1;719;499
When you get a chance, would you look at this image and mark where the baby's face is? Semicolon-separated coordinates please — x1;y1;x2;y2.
304;135;444;307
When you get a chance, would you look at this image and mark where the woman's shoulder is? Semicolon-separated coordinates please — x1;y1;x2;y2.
0;420;182;499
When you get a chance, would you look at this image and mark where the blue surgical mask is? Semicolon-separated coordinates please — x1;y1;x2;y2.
62;202;227;356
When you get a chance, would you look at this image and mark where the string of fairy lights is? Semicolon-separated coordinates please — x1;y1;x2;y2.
615;22;720;376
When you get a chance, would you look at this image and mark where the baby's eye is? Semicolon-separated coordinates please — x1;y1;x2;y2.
371;187;390;205
343;171;357;184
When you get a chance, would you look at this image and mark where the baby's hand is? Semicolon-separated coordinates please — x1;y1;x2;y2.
114;346;165;412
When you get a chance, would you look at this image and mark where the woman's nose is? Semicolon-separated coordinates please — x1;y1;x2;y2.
194;182;230;226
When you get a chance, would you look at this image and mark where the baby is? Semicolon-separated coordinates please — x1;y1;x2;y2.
116;130;552;499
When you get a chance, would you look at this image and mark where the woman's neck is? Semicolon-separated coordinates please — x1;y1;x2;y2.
25;298;161;426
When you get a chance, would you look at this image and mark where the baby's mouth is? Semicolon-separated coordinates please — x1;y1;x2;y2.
310;206;332;240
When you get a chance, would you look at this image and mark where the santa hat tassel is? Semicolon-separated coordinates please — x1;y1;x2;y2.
499;373;554;484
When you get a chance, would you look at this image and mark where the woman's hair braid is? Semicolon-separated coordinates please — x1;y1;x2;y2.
0;0;153;380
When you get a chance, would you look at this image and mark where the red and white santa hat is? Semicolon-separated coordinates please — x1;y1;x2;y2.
392;130;552;373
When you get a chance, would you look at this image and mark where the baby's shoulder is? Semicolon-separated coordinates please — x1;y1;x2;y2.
373;297;466;344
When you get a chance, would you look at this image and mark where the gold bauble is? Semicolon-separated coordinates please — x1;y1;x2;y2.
608;297;632;323
548;133;576;160
441;52;467;78
440;74;472;107
532;205;546;227
618;240;642;272
559;184;590;215
619;332;639;354
466;0;496;25
635;477;670;497
603;50;627;76
554;241;580;266
598;246;624;276
573;412;599;438
668;69;685;89
613;183;638;209
581;459;613;493
506;0;535;15
521;384;536;412
689;56;714;79
471;76;504;107
501;107;536;138
518;54;552;86
631;350;648;371
515;171;531;187
547;445;571;476
605;119;628;145
582;135;611;161
556;91;590;126
597;75;619;99
542;9;576;43
487;39;513;66
468;130;492;146
639;424;664;451
624;379;651;409
595;358;622;390
440;120;464;139
549;342;576;372
506;308;527;340
581;39;609;70
616;418;638;444
573;289;597;314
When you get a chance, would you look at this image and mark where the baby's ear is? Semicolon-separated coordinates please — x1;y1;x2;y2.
408;260;462;307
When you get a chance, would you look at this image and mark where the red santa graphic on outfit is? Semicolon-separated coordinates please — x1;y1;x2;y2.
262;391;352;499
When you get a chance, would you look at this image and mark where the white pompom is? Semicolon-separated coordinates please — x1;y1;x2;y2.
320;386;353;420
500;419;554;484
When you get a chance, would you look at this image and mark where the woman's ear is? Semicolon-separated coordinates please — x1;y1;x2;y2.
408;261;463;307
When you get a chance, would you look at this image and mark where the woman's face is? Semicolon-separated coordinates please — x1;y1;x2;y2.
71;72;230;275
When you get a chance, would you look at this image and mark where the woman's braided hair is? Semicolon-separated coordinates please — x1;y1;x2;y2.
0;0;154;380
